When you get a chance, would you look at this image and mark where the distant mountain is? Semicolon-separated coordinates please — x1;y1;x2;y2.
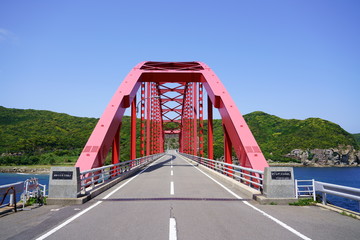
243;111;359;162
0;106;358;165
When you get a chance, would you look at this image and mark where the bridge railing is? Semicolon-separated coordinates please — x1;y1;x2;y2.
295;180;360;211
315;181;360;209
79;153;164;193
179;152;264;190
1;178;46;212
0;181;23;212
295;179;315;200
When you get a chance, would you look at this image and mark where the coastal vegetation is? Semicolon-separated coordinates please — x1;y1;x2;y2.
0;106;358;166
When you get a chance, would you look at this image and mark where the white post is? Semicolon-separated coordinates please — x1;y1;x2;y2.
9;193;14;206
312;179;316;201
322;192;327;205
295;179;299;199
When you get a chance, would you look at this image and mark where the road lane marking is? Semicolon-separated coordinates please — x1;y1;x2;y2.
170;181;174;195
171;170;173;176
36;155;168;240
36;201;102;240
169;218;177;240
178;154;312;240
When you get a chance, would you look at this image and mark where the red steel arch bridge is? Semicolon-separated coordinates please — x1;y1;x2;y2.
75;61;269;172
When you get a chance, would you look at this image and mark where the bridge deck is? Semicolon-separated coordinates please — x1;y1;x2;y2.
1;151;359;240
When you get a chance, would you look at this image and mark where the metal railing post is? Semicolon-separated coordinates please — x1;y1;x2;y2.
312;179;316;201
322;192;327;205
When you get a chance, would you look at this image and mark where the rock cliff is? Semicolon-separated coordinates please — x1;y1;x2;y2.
286;145;360;166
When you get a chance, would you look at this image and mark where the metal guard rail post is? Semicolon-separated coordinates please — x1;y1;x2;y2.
79;153;164;194
179;153;264;190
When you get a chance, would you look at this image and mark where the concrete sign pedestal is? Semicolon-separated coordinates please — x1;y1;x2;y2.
48;167;81;199
263;167;296;199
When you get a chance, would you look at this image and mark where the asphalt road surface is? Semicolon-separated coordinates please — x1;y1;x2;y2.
1;151;359;240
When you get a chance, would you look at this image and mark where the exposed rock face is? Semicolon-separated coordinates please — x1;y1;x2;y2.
286;146;360;166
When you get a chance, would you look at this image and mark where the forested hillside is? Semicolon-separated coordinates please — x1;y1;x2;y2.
353;133;360;145
243;111;359;161
0;106;358;165
0;106;98;165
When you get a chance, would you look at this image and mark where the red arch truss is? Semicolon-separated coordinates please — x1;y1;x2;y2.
75;62;269;172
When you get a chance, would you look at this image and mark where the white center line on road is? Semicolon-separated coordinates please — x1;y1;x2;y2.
170;181;174;195
171;170;173;176
36;155;168;240
178;154;312;240
169;218;177;240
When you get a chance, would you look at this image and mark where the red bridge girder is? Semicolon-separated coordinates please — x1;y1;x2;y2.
75;61;269;172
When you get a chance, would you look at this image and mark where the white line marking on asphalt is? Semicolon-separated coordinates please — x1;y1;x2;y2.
36;155;167;240
36;201;102;240
178;155;312;240
171;170;173;176
169;218;177;240
170;181;174;195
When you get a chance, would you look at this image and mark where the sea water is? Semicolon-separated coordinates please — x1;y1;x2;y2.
294;167;360;212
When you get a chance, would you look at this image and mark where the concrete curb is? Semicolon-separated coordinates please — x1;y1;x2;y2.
315;203;360;220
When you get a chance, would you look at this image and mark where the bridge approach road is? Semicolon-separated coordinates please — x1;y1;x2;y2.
1;151;359;240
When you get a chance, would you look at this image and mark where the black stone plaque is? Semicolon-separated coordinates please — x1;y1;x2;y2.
52;171;73;180
271;171;291;180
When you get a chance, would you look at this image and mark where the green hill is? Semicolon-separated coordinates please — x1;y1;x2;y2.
353;133;360;145
0;106;358;165
243;111;359;161
0;106;98;165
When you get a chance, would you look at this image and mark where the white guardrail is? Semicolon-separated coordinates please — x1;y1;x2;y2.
79;153;164;194
179;152;264;190
295;179;360;210
0;178;46;212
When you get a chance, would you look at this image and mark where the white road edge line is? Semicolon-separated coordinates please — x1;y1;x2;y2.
36;155;168;240
169;218;177;240
170;181;174;195
178;155;312;240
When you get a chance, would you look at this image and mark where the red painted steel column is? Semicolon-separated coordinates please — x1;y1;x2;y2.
199;83;204;157
146;82;151;156
224;123;233;176
193;82;198;156
111;123;121;176
112;124;120;164
140;83;146;157
207;95;214;160
131;96;137;160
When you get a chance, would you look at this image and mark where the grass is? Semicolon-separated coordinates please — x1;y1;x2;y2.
289;198;317;206
340;211;358;219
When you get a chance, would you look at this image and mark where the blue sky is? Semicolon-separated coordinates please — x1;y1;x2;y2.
1;0;359;133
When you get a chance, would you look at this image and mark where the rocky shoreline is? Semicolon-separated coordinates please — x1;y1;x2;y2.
285;146;360;167
268;162;359;167
0;166;50;174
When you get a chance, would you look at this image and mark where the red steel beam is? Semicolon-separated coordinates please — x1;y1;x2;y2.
130;96;137;160
207;95;214;160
